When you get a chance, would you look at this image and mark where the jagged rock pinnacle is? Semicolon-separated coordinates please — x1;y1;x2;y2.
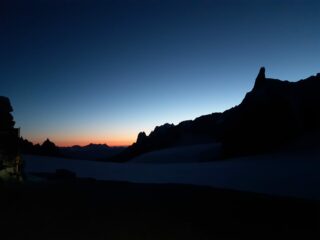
253;67;266;89
136;131;147;144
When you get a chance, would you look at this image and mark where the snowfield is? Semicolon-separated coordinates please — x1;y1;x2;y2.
130;143;221;163
23;147;320;200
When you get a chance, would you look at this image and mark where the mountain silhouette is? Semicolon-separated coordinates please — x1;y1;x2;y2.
219;67;320;157
20;138;60;157
20;138;124;161
113;68;320;161
41;138;60;156
59;144;125;161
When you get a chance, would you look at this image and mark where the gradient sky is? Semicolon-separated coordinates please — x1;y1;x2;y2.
1;0;320;146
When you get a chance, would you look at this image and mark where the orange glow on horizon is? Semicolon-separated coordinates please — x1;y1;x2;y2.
29;137;134;147
26;130;138;147
57;140;133;147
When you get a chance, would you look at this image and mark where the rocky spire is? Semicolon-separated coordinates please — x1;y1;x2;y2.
136;131;147;145
253;67;266;90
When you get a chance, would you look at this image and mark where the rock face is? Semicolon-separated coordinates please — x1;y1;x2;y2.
113;68;320;162
0;96;15;130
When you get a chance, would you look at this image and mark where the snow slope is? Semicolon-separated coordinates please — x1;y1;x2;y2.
23;148;320;200
130;143;221;163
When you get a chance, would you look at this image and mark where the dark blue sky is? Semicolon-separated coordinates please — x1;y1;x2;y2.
1;0;320;146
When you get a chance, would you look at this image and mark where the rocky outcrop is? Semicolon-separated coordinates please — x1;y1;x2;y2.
136;132;147;145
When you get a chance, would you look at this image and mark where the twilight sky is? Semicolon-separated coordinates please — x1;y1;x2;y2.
1;0;320;146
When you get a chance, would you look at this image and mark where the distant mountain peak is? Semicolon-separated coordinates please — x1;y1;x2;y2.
41;139;57;150
43;138;54;145
87;143;109;147
58;143;125;161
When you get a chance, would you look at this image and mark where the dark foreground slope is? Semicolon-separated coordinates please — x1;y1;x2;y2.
115;68;320;161
0;178;319;239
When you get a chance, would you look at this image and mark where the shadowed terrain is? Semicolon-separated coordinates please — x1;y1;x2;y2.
1;178;319;240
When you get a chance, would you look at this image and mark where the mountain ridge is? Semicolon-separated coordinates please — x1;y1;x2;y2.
113;67;320;162
59;143;125;161
20;138;125;161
